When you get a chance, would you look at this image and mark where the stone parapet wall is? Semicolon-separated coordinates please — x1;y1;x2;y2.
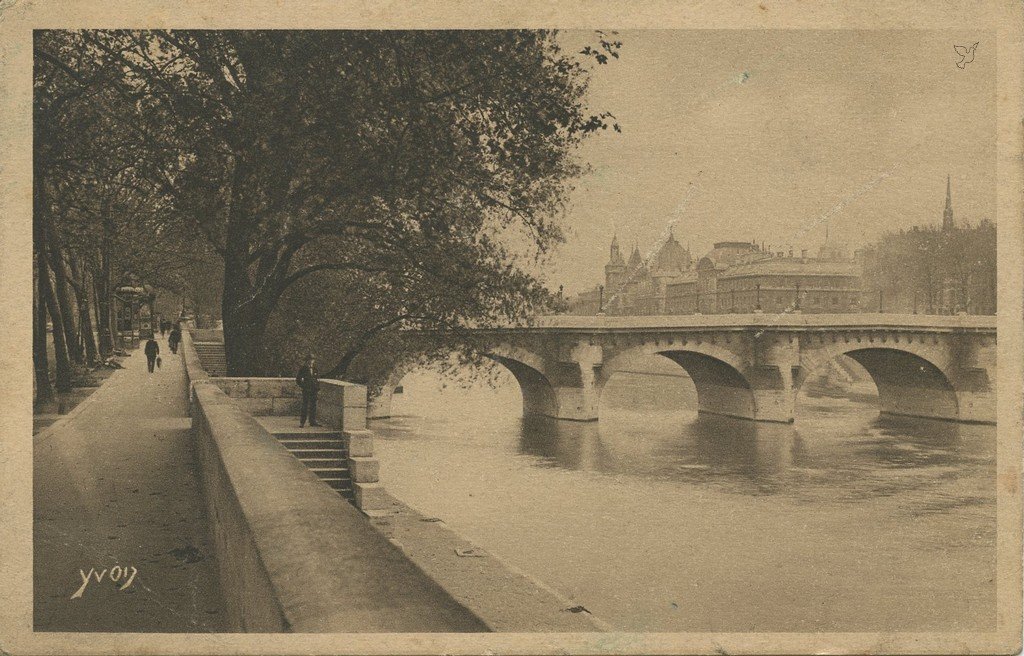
210;377;368;429
190;379;487;632
180;327;207;388
206;377;384;511
212;377;303;417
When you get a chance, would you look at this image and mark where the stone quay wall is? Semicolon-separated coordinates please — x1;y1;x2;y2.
189;380;487;632
210;376;385;511
181;330;486;632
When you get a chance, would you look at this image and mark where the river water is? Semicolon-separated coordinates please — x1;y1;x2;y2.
371;363;996;632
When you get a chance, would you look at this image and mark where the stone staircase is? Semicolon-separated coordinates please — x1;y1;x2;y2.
192;341;227;376
254;418;355;503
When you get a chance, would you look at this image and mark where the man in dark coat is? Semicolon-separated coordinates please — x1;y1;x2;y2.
168;326;181;354
296;354;320;427
144;337;160;373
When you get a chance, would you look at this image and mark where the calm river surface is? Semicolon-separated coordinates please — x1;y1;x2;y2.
371;364;996;632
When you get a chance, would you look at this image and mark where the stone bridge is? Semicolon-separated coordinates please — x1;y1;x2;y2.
372;314;996;425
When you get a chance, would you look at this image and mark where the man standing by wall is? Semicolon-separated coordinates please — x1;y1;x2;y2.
168;325;181;354
296;354;320;428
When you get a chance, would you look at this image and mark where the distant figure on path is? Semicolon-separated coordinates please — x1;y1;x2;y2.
168;326;181;354
159;321;167;337
144;337;160;373
296;354;320;427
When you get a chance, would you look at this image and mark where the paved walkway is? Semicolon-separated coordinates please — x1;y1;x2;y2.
33;335;227;632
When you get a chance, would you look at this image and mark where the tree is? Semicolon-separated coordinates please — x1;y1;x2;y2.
860;220;996;315
44;30;620;375
35;29;225;378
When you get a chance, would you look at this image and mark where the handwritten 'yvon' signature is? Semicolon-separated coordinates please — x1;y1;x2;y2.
71;565;138;599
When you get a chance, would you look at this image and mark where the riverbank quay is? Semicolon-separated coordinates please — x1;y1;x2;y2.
33;338;227;632
182;329;488;632
365;492;610;631
181;328;605;632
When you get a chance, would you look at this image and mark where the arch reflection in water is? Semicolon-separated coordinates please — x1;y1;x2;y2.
373;366;996;632
516;412;797;494
382;365;989;496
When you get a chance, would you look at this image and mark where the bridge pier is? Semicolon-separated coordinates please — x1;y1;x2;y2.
516;343;602;421
746;365;796;423
951;368;995;423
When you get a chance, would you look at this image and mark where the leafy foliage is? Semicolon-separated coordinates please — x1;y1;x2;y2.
860;221;996;314
36;29;621;377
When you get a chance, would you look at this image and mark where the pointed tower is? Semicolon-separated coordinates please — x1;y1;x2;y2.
605;235;626;294
609;235;624;265
943;175;955;231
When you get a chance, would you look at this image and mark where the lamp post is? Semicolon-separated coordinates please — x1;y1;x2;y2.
598;285;604;314
794;281;801;311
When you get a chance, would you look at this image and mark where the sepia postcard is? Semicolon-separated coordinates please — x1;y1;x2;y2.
1;1;1022;654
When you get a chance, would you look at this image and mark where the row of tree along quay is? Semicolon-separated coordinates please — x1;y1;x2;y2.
33;29;624;400
860;220;996;315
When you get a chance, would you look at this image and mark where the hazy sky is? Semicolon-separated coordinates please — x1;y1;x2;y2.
546;30;996;293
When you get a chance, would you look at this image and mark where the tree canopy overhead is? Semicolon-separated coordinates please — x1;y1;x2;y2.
35;29;621;377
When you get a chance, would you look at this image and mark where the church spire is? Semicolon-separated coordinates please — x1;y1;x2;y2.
609;234;624;265
943;174;955;231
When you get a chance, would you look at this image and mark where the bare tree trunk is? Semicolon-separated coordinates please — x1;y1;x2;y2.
221;256;271;376
47;236;83;365
39;237;73;393
97;236;115;356
34;252;54;405
68;254;99;364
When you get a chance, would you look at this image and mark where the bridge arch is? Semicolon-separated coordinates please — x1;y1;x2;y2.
368;344;563;421
483;345;561;419
795;340;961;421
598;342;759;421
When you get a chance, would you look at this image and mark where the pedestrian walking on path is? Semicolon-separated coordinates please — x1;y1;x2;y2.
144;337;160;373
33;334;225;631
168;326;181;354
296;354;320;427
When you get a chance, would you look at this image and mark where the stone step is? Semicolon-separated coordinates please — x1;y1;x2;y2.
273;430;343;441
276;438;345;449
297;457;347;468
286;446;346;454
310;467;349;479
321;477;353;488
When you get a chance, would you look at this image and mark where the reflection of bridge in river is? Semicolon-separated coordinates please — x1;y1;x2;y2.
375;314;996;425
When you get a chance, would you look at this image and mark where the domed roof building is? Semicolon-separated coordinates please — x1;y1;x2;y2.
569;231;861;316
652;229;691;273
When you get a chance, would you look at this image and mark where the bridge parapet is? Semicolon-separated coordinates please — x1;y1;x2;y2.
531;312;996;332
377;316;996;425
